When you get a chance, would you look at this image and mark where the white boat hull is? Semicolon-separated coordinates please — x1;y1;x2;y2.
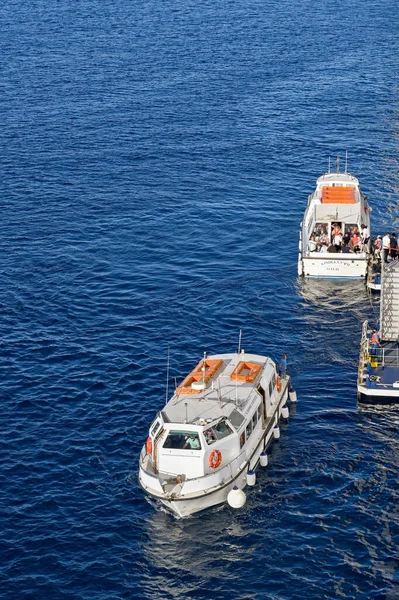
299;255;368;278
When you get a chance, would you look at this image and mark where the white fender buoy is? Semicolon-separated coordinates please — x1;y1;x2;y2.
282;406;289;419
273;426;280;439
227;486;246;509
260;452;268;467
246;471;256;486
289;390;297;403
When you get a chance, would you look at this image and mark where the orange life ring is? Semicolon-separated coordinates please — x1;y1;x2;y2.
276;376;282;392
209;449;222;469
146;436;153;455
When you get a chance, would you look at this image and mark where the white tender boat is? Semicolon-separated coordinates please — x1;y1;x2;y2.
139;351;295;517
298;159;371;279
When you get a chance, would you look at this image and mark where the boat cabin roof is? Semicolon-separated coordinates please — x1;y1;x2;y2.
161;352;275;429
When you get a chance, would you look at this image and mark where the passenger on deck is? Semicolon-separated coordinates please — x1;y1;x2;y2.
278;353;287;379
327;244;337;253
374;236;382;257
341;243;354;254
333;232;343;252
382;232;391;262
370;328;381;355
332;223;341;238
319;233;328;246
361;224;370;250
343;231;351;246
350;228;360;250
308;235;317;252
390;233;398;259
319;242;328;253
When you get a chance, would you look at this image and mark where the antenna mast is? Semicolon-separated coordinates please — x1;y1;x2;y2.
328;156;331;173
336;155;340;173
345;151;348;173
165;345;170;406
237;329;242;354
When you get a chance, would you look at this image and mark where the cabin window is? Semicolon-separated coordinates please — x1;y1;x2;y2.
151;421;161;437
163;430;202;450
246;421;253;439
257;405;262;421
252;413;257;429
268;380;274;397
229;409;245;429
204;420;233;445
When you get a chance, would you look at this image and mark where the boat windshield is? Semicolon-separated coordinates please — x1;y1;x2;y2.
204;420;233;445
163;430;202;450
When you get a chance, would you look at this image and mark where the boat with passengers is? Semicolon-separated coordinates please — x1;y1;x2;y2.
298;157;371;278
139;349;296;517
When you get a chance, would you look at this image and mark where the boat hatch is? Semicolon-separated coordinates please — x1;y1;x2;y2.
176;359;224;394
231;361;262;382
163;430;202;450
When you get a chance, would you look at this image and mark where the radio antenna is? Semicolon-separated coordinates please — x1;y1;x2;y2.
237;329;242;354
165;345;170;406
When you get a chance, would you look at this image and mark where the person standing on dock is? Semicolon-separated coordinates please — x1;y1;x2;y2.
382;232;391;263
390;233;398;260
370;328;381;356
361;224;370;251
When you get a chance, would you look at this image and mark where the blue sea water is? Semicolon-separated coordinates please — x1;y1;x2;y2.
1;0;399;598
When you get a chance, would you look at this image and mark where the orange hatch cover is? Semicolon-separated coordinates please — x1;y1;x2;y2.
230;361;262;383
176;358;224;394
321;186;355;204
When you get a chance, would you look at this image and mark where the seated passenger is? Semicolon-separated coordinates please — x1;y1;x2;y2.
319;242;328;253
184;435;201;449
308;236;317;252
341;243;354;254
204;428;216;444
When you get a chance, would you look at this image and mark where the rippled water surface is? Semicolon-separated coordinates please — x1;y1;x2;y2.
1;0;399;598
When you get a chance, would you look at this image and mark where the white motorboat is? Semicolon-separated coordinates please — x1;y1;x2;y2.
139;350;295;517
298;158;371;279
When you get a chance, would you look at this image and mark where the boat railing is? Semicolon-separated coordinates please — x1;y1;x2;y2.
363;341;399;369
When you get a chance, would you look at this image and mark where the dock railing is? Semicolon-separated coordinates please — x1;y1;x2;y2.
358;320;369;386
